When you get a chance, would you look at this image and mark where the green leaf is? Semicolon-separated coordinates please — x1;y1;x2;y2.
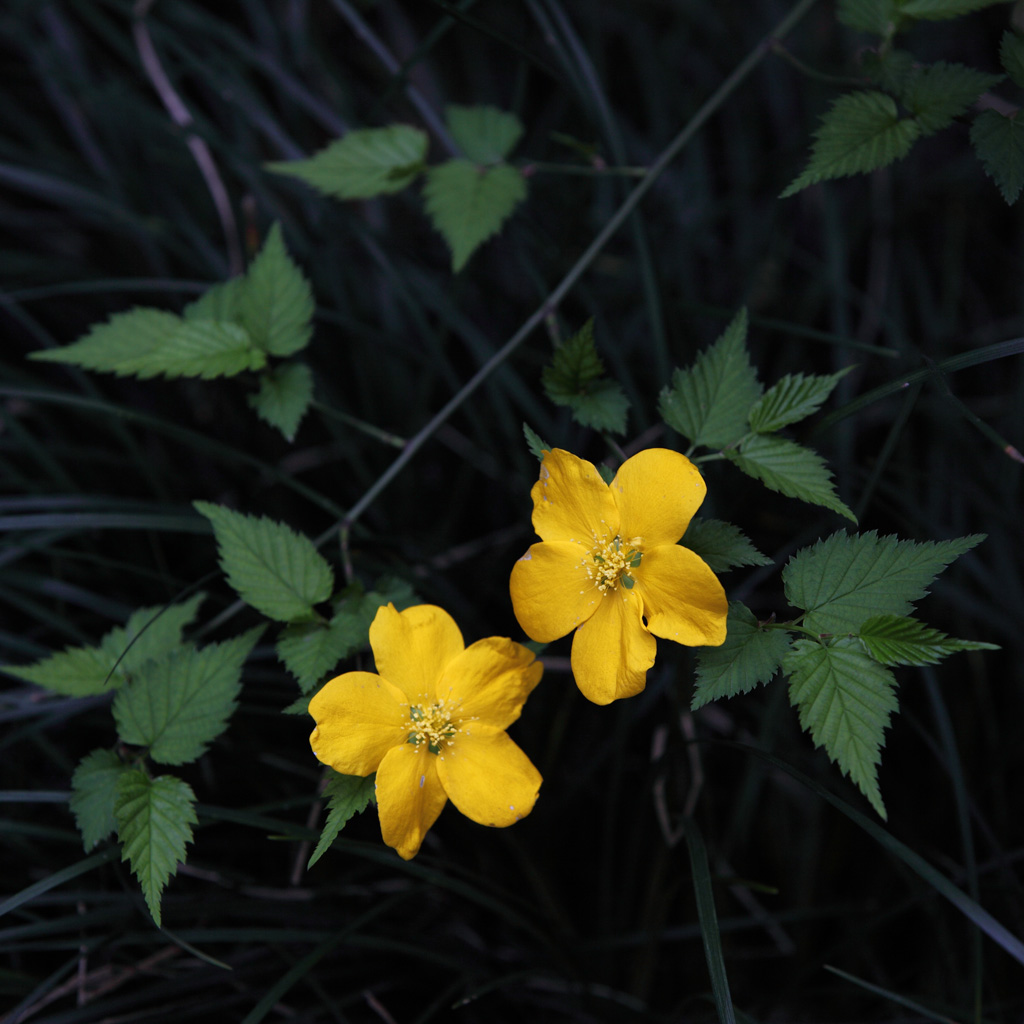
724;434;856;522
266;125;428;199
31;309;265;379
692;603;792;709
783;530;984;635
748;368;852;433
113;628;263;764
422;159;527;272
999;30;1024;89
784;638;898;817
658;309;762;448
70;749;131;851
971;109;1024;204
182;276;246;323
838;0;900;33
308;771;376;868
861;48;917;94
857;614;999;666
522;421;551;461
901;62;1001;136
240;222;315;357
248;362;314;442
4;593;205;696
899;0;1008;20
542;320;628;433
681;518;772;573
446;105;524;164
114;771;197;926
194;502;334;622
781;91;921;197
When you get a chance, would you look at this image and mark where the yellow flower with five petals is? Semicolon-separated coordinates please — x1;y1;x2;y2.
510;448;728;704
309;603;543;860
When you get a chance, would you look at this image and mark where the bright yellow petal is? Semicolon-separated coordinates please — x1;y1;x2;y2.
637;543;729;646
530;448;618;544
437;637;543;730
369;603;464;702
611;448;706;547
570;589;656;704
510;541;601;642
375;743;448;860
437;725;541;827
309;671;408;776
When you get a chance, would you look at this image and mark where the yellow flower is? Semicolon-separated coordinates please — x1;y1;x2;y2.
510;448;728;705
309;603;543;860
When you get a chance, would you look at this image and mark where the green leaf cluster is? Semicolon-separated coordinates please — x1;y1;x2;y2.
659;309;854;520
31;223;317;440
268;106;528;271
542;320;629;434
695;531;993;818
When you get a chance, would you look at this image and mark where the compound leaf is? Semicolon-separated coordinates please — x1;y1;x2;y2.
114;771;197;926
681;518;772;573
784;638;898;817
248;361;314;441
783;530;984;635
70;749;132;852
308;770;377;868
446;105;524;164
658;309;761;448
267;125;428;199
422;159;527;271
857;614;999;665
194;502;334;622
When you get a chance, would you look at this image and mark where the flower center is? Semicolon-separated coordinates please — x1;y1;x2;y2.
584;535;643;592
407;699;459;755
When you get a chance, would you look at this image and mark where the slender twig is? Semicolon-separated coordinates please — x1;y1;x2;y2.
132;0;242;275
329;0;825;539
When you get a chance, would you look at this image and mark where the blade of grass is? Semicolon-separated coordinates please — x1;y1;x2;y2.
0;847;121;919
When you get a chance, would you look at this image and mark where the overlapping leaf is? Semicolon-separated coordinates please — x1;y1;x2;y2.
971;109;1024;204
70;749;132;851
447;105;523;164
901;63;1001;136
784;638;898;817
194;502;334;622
249;362;314;441
857;614;998;665
681;519;772;573
748;368;852;433
308;771;377;868
999;30;1024;88
838;0;899;34
783;530;983;634
114;771;197;926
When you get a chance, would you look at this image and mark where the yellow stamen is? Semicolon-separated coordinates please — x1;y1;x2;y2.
582;534;644;592
407;699;460;754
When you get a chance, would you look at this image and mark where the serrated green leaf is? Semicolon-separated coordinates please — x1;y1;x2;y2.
784;638;897;817
692;603;792;708
658;309;762;449
681;518;772;573
857;614;999;665
113;628;263;764
899;0;1007;20
724;434;856;522
564;378;630;433
422;159;527;271
308;771;376;868
194;502;334;622
902;62;1001;136
266;125;428;199
861;48;917;93
70;749;131;851
999;30;1024;88
115;771;197;926
838;0;900;33
248;362;314;441
241;223;314;357
748;368;852;433
783;531;984;635
277;611;367;693
522;421;551;461
781;91;921;197
4;593;205;696
446;105;524;164
183;277;246;323
971;109;1024;204
31;310;264;379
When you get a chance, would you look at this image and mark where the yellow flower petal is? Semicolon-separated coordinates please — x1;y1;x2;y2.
375;743;448;860
369;603;464;702
437;637;543;730
570;589;656;704
530;448;618;544
637;544;728;646
611;448;706;547
510;541;601;642
309;671;409;776
438;726;541;827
